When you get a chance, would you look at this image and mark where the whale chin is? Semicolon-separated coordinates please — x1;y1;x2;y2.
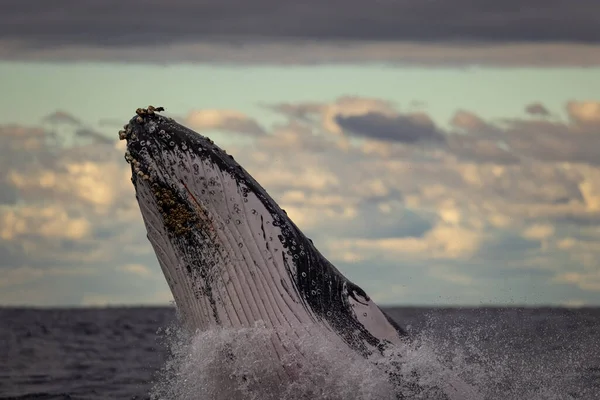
120;107;482;400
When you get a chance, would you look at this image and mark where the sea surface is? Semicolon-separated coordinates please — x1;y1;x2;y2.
1;307;599;399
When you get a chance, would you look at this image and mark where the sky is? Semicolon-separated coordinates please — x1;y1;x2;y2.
1;1;600;307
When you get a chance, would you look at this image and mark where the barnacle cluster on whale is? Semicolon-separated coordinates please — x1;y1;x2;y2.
119;106;205;237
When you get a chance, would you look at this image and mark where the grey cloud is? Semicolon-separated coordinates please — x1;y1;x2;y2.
446;135;520;165
185;110;266;136
348;201;434;240
267;103;325;121
1;0;599;48
75;128;114;144
98;118;126;128
503;120;600;165
336;112;445;143
41;111;82;126
476;232;541;260
445;105;600;166
0;124;49;171
525;103;551;117
221;119;265;136
3;40;600;67
0;178;18;205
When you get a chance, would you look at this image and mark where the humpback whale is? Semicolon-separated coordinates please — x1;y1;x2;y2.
120;106;480;399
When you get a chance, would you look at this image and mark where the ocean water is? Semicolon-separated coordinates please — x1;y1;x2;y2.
1;307;599;399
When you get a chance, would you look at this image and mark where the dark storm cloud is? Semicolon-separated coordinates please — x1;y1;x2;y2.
336;112;445;143
1;0;599;48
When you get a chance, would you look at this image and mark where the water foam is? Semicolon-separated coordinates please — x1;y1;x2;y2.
151;311;597;400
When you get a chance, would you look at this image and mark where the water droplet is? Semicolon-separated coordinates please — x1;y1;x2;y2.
251;209;257;215
301;272;307;277
235;220;241;225
169;141;175;146
238;243;244;248
293;254;299;259
225;219;230;224
311;290;316;296
363;313;368;317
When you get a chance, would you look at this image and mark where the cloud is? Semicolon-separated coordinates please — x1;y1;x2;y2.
2;1;600;66
41;111;82;126
0;120;168;306
450;110;488;131
185;109;266;136
428;267;475;286
525;102;551;117
3;40;600;66
1;1;599;46
0;0;600;67
447;102;600;165
335;112;445;143
0;266;95;289
554;271;600;291
567;100;600;126
119;263;153;277
2;97;600;306
328;223;484;261
74;128;114;144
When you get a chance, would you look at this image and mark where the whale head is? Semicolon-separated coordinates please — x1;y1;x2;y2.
120;106;407;356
